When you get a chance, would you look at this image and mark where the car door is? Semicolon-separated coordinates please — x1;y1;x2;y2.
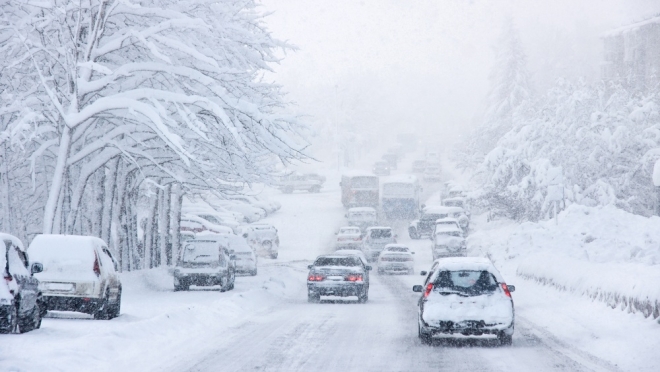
6;242;37;315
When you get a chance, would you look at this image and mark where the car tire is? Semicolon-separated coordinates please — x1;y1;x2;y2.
250;268;258;276
270;252;278;259
419;323;432;345
18;305;41;333
497;332;513;346
93;290;111;320
358;290;369;303
107;288;122;319
308;292;320;303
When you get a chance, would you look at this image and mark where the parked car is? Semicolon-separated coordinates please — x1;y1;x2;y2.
362;226;397;262
182;214;234;235
182;208;240;232
346;207;378;231
432;225;467;260
238;223;279;259
412;160;427;173
377;244;414;275
307;254;371;303
425;151;439;163
340;172;379;208
1;233;44;334
222;234;257;276
277;172;325;193
216;200;264;223
229;195;279;215
173;238;236;291
372;161;391;176
413;257;516;345
382;153;398;170
335;226;362;249
29;235;122;320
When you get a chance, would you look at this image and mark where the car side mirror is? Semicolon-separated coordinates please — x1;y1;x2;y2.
365;266;372;271
307;265;313;269
420;271;427;276
31;262;43;274
508;285;516;293
412;285;423;292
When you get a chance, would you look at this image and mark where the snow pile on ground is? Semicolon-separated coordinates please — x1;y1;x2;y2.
468;204;660;320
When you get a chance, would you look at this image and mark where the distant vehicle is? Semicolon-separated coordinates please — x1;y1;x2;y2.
228;195;280;215
412;160;427;173
215;200;264;223
423;163;442;182
413;257;515;345
238;223;279;259
446;185;466;199
335;226;363;249
173;238;236;291
181;214;234;235
277;172;325;193
372;161;391;176
341;172;379;208
432;225;467;260
433;218;462;234
409;205;462;239
381;175;421;220
1;233;44;334
377;244;414;275
29;235;122;320
217;234;257;276
425;151;439;163
307;254;371;303
346;207;378;231
382;153;398;170
362;226;397;262
442;197;466;209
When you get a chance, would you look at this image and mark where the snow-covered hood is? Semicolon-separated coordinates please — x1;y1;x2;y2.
422;292;513;327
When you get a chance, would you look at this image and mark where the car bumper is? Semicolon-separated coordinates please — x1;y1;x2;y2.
43;295;104;314
432;250;467;259
420;318;514;336
308;282;365;297
174;273;225;286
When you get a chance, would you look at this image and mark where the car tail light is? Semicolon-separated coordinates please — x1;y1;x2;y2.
423;283;434;298
501;283;512;298
3;273;12;282
308;274;325;281
345;274;363;282
93;254;101;277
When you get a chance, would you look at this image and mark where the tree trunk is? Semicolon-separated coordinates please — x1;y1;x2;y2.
170;183;183;267
144;189;159;269
102;158;119;244
43;127;72;234
92;168;106;238
159;184;171;267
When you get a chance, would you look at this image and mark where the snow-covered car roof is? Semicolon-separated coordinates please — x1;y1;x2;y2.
342;170;378;178
435;224;463;233
348;207;377;213
0;232;25;251
423;205;464;214
382;174;418;184
429;257;505;282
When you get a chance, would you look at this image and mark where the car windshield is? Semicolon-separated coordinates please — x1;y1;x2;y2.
433;270;498;296
421;214;442;221
351;176;378;189
349;211;376;219
437;231;462;237
314;257;361;267
382;183;414;195
182;241;220;264
386;247;408;252
370;229;392;239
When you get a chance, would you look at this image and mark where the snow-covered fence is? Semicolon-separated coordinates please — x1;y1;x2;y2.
517;257;660;319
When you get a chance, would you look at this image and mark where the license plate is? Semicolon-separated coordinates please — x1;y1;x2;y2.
327;276;343;281
47;283;74;291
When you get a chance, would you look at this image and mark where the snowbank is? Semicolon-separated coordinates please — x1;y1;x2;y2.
468;204;660;319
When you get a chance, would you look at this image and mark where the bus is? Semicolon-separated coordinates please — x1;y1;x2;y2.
340;171;379;208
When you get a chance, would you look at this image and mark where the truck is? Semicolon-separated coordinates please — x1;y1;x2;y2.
340;172;379;208
380;175;421;220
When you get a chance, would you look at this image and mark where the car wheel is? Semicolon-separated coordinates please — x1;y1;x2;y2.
250;268;258;276
18;304;41;333
93;290;111;320
358;290;369;303
419;322;432;345
107;288;122;319
497;332;513;346
270;252;278;259
308;292;320;303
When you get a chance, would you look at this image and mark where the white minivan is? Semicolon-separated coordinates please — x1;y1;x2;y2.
29;235;122;320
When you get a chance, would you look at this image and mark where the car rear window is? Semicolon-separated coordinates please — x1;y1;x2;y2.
182;241;221;264
386;247;408;252
314;257;361;267
351;177;378;189
433;270;498;296
370;229;392;239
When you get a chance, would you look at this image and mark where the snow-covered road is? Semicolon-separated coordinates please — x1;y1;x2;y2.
2;175;657;372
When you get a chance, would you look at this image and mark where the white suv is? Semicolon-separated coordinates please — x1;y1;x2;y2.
29;235;122;320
